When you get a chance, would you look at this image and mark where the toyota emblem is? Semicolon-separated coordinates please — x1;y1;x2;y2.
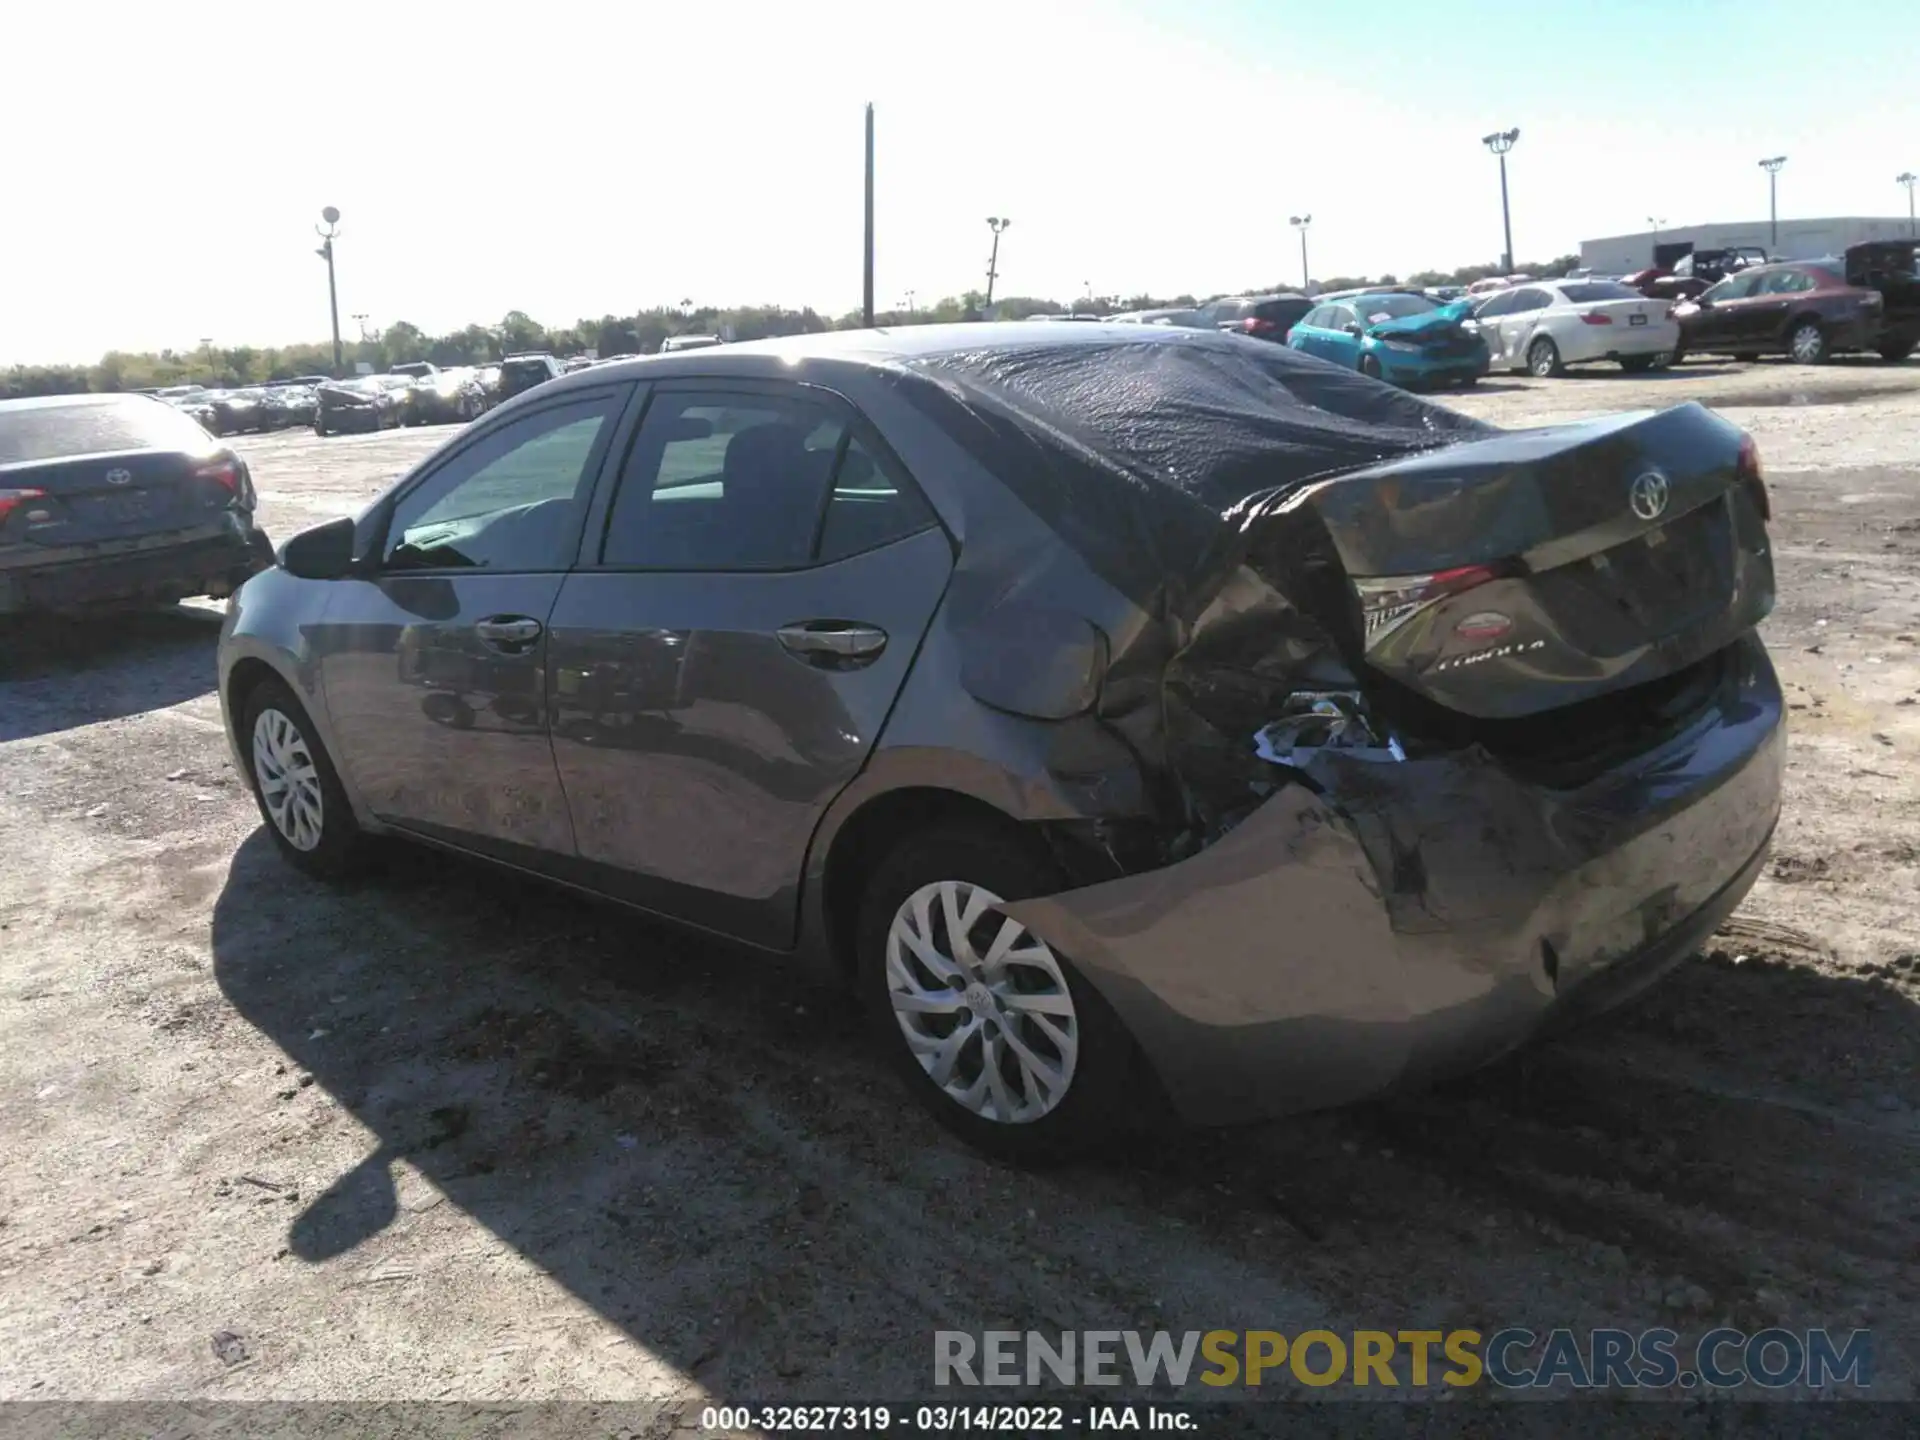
104;468;134;487
1628;469;1669;522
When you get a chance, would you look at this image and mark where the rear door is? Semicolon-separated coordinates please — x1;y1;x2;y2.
1472;290;1520;366
1497;287;1553;362
545;380;954;948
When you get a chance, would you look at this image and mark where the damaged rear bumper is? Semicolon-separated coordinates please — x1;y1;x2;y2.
1004;638;1784;1126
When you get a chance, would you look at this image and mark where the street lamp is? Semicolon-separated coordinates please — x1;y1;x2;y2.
1759;157;1787;250
351;312;372;343
200;337;216;377
984;217;1011;309
314;206;343;377
1481;129;1519;273
1289;214;1312;290
1899;173;1918;238
902;289;916;314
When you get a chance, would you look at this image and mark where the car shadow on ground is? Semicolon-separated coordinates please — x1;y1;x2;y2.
0;604;221;742
209;830;1920;1404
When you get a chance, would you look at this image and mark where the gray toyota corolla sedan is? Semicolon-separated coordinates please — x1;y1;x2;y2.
218;322;1783;1161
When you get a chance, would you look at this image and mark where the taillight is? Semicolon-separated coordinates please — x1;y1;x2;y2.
1736;432;1769;521
194;456;243;497
1243;317;1277;334
1352;563;1504;648
0;487;48;525
1580;312;1614;325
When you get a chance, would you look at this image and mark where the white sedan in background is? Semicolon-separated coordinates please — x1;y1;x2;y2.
1473;279;1680;377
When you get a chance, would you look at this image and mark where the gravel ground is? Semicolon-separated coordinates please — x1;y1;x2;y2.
1;359;1916;1425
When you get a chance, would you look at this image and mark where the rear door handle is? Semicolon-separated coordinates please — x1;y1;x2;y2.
776;622;888;665
475;615;544;651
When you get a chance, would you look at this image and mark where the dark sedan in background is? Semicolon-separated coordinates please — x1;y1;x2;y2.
1672;259;1889;364
405;366;490;425
1200;292;1315;341
203;388;276;437
1;393;270;614
218;323;1781;1162
312;377;409;435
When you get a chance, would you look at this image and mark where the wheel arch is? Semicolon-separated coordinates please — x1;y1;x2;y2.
814;784;1047;985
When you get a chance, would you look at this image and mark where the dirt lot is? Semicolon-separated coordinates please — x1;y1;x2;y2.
2;359;1917;1421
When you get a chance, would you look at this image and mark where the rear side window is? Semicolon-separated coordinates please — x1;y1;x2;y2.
1558;282;1641;302
1758;269;1815;295
0;397;211;465
601;391;934;570
1507;288;1552;313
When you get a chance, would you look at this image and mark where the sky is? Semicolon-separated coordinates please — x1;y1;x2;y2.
5;0;1916;364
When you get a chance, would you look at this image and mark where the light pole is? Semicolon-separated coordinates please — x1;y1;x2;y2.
1289;214;1312;290
200;337;215;377
314;206;343;377
984;217;1010;309
1481;129;1519;273
1899;173;1918;238
1759;156;1787;250
351;313;372;343
902;289;916;314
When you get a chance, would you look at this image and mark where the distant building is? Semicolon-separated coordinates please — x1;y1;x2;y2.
1581;216;1917;274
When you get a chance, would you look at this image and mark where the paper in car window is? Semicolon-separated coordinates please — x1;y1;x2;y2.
1369;311;1393;324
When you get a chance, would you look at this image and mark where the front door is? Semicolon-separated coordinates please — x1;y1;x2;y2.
545;383;954;948
313;386;631;860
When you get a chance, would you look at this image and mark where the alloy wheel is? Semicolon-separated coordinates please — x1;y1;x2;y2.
1790;323;1825;364
252;707;324;851
885;880;1079;1124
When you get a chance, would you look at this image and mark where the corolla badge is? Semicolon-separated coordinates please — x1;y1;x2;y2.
1629;468;1670;521
104;468;133;486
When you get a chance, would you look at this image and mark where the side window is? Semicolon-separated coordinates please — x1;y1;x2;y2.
817;432;938;564
600;390;843;570
1300;306;1327;328
1761;269;1813;295
1332;305;1360;329
1509;288;1550;313
1475;291;1517;318
383;394;620;571
1704;273;1760;302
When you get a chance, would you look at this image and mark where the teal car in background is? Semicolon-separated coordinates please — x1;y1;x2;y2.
1286;291;1490;389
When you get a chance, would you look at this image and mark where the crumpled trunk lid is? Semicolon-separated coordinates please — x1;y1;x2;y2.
1298;401;1773;721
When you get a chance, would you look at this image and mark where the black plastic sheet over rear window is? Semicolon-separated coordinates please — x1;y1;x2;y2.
903;331;1494;615
0;397;211;466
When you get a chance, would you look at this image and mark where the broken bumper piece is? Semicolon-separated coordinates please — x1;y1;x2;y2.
1005;639;1785;1126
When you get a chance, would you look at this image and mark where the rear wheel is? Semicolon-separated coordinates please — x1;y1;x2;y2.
1527;336;1563;378
856;822;1140;1164
241;678;364;881
1358;354;1384;380
1787;321;1828;365
1878;339;1915;363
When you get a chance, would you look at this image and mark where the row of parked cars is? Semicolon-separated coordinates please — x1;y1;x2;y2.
1065;237;1920;390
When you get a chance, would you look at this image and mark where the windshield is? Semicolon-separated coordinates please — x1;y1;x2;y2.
0;397;212;465
1354;294;1438;321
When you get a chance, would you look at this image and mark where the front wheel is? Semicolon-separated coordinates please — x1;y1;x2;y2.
242;679;365;880
856;823;1142;1164
1358;353;1384;380
1527;336;1563;378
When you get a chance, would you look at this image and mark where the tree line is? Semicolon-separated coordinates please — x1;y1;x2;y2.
0;256;1580;400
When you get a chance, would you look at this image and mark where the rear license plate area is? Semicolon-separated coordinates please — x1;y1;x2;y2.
1629;313;1648;325
1599;505;1730;626
79;490;158;524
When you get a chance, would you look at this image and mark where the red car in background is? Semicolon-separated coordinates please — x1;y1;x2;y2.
1623;247;1771;304
1671;260;1888;364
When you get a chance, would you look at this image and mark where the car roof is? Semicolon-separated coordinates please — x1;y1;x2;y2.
0;391;155;414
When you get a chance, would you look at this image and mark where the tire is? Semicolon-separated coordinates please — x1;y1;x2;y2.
314;419;329;437
1455;373;1479;387
1878;340;1915;363
855;821;1141;1164
1734;352;1762;364
240;678;365;880
1787;321;1827;365
1527;336;1563;378
1358;353;1384;380
1618;355;1658;373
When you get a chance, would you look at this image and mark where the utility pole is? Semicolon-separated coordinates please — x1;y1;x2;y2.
1759;156;1787;250
902;289;916;314
862;103;875;328
315;206;343;377
352;313;372;343
1289;214;1312;290
1481;130;1519;273
1900;172;1918;238
984;216;1010;310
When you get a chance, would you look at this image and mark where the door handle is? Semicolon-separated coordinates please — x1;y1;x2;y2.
475;615;544;651
777;622;888;665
